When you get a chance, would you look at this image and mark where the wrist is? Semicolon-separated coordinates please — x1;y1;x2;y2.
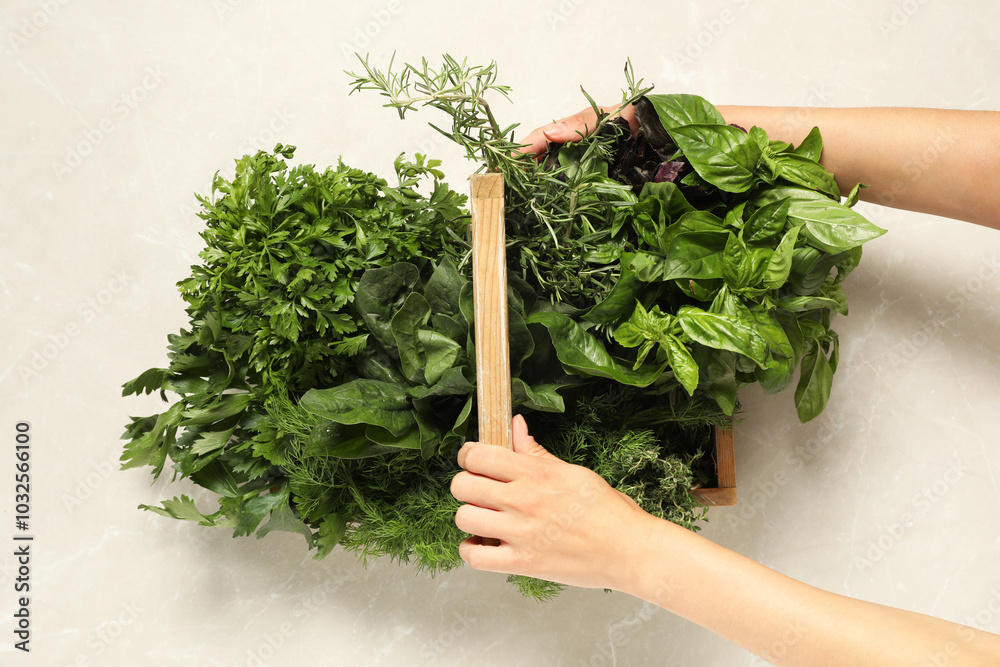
609;511;698;609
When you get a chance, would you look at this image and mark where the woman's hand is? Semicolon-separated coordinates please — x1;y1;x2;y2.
450;414;654;592
518;103;639;158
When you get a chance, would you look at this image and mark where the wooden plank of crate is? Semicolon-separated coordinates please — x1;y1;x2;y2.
691;426;737;507
469;172;510;547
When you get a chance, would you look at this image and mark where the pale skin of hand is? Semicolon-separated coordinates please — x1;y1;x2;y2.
452;416;1000;666
455;105;1000;664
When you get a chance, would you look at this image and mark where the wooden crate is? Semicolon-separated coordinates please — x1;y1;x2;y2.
690;425;736;507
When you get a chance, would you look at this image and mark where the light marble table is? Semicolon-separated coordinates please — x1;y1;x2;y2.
2;2;998;665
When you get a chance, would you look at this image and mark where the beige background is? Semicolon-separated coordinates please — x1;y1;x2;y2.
2;1;999;665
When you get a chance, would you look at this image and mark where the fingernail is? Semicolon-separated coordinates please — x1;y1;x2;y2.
542;122;566;139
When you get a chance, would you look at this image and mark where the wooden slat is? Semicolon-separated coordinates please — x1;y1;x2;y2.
691;425;737;507
469;173;510;547
470;173;512;452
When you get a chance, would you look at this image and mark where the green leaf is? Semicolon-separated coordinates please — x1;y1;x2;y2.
776;295;847;315
745;198;790;243
418;329;463;385
189;426;236;456
356;262;421;347
122;368;170;396
233;489;293;537
665;335;699;396
722;233;752;289
528;311;666;387
120;401;185;475
314;514;348;559
774;153;840;199
637;181;696;224
304;420;399;458
833;246;863;284
511;379;566;413
390;292;432;383
792;126;824;162
300;379;414;436
844;182;867;208
761;226;800;290
190;460;242;497
669;124;762;193
676;306;770;368
139;495;221;525
182;393;252;426
642;93;727;130
583;269;642;324
256;497;314;546
661;231;729;280
691;347;740;415
756;187;886;253
794;342;833;422
424;257;466;318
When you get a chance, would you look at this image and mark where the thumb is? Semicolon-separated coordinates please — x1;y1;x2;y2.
511;414;559;460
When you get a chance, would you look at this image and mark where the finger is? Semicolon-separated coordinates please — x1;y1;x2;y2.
456;441;527;482
450;469;514;509
512;414;559;460
454;502;508;542
542;110;598;143
517;125;551;157
458;536;516;572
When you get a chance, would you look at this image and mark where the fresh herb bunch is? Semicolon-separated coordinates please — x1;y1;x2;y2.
122;140;716;600
349;55;886;422
123;55;885;602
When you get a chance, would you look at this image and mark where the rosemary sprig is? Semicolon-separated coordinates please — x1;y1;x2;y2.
346;54;653;307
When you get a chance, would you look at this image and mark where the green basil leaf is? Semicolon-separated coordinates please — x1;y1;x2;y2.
756;187;885;253
745;197;791;243
794;342;833;422
642;93;727;130
669;124;762;193
527;311;666;386
749;126;779;183
665;335;699;396
691;347;740;416
797;318;828;340
844;182;867;208
676;306;770;368
583;269;642;324
662;231;729;280
637;181;697;224
722;232;752;289
774;153;840;199
762;226;800;290
792;126;823;162
833;246;863;284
